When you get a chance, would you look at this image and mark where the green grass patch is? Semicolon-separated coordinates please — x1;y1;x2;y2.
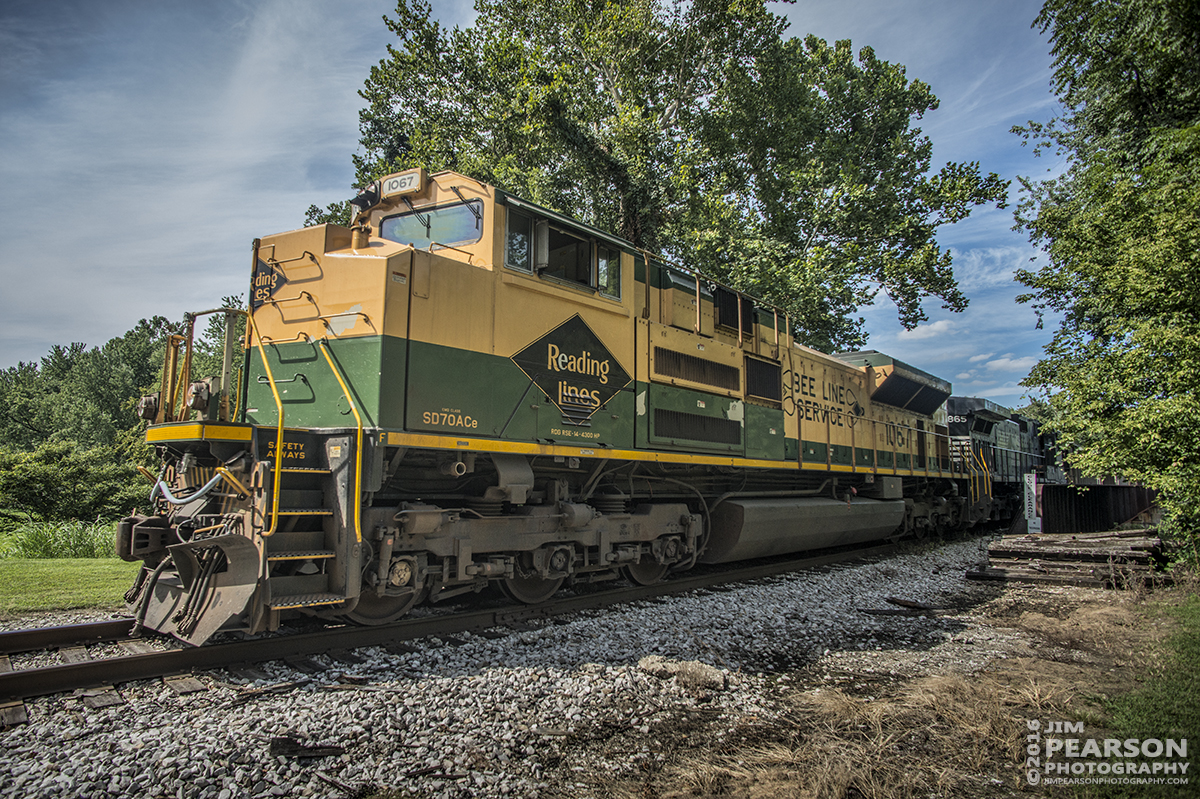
0;519;117;559
1077;594;1200;798
0;558;141;615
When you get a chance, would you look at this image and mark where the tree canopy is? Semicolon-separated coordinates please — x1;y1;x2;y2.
0;297;245;523
1014;0;1200;543
0;318;172;451
343;0;1006;350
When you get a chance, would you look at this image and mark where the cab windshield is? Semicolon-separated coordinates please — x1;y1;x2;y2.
380;199;483;249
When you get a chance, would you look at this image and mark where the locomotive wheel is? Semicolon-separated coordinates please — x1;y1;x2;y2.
500;574;564;604
343;586;424;625
621;558;669;586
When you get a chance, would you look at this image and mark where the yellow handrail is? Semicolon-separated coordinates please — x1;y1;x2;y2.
318;339;363;544
246;313;286;537
215;466;251;497
971;444;992;501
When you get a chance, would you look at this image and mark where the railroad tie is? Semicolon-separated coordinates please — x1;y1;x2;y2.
60;646;124;709
163;675;207;695
0;655;28;728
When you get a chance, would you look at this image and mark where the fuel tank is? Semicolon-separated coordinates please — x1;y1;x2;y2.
700;497;905;564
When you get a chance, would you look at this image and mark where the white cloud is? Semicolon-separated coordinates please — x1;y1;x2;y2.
955;372;973;380
955;379;999;391
986;355;1039;372
968;352;994;363
952;246;1032;292
897;319;959;340
972;382;1032;402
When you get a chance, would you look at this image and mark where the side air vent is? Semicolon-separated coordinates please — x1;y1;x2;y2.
654;347;740;391
745;357;782;402
655;409;741;445
713;287;754;335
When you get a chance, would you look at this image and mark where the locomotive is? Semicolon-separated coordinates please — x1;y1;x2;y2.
119;169;1035;645
946;396;1062;523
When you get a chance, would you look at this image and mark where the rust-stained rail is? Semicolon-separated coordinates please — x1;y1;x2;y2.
0;619;136;656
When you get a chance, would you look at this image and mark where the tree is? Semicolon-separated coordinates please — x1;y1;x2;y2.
0;317;173;451
1014;0;1200;547
0;441;146;522
353;0;1006;350
304;201;352;228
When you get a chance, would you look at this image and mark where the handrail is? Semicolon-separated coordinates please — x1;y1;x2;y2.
246;313;286;537
264;251;318;269
173;315;198;422
261;331;313;345
267;291;316;306
215;467;251;497
971;444;992;501
318;339;364;544
979;444;994;489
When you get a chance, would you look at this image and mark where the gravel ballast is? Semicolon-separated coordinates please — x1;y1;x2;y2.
0;538;1030;798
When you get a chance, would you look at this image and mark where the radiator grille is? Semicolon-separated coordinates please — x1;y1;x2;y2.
654;409;741;444
654;347;740;391
745;358;782;402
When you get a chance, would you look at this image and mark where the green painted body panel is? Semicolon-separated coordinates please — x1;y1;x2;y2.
647;382;743;454
241;334;857;467
856;447;875;468
744;403;785;460
831;443;853;466
245;336;398;429
802;439;827;464
406;340;635;448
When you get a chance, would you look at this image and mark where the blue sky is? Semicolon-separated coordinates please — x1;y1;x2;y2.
0;0;1059;407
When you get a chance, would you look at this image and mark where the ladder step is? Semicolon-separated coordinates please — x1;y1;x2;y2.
269;592;346;610
280;467;332;474
267;550;337;562
273;508;333;516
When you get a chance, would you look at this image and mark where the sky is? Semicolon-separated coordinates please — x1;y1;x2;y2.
0;0;1061;407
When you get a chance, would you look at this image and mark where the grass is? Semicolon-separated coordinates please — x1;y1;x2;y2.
0;519;118;559
0;558;142;615
1077;594;1200;799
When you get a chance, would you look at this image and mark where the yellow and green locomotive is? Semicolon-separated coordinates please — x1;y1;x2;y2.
120;169;985;644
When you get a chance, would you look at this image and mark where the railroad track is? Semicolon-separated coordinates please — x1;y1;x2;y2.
0;541;901;719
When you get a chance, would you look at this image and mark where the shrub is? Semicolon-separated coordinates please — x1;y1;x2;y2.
0;440;147;522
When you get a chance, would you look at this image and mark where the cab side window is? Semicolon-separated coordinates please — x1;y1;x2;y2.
503;204;622;300
543;226;590;286
505;208;534;272
597;244;620;298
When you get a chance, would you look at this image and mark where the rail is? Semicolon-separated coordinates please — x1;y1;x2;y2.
146;306;285;537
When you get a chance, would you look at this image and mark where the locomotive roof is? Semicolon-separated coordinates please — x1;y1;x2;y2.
947;395;1013;421
833;350;952;416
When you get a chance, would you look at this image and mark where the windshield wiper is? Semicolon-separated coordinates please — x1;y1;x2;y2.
402;197;432;236
449;186;482;225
